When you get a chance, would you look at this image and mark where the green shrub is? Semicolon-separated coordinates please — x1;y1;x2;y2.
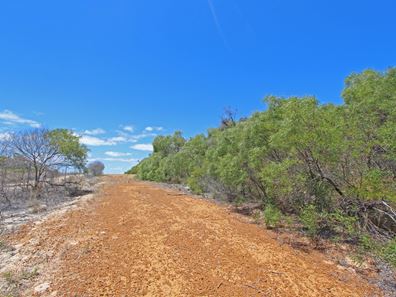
125;166;139;175
127;68;396;244
263;204;282;228
328;211;358;237
381;239;396;267
300;205;320;237
359;234;378;251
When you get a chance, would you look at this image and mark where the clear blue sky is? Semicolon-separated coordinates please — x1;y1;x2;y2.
0;0;395;173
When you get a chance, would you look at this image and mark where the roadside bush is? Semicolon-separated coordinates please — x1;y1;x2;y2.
126;68;396;264
300;205;320;238
87;161;105;176
381;239;396;267
263;204;282;229
327;211;358;237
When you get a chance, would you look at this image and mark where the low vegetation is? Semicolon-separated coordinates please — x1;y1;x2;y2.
127;68;396;265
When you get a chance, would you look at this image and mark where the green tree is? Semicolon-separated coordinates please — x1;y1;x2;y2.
126;68;396;243
47;129;88;171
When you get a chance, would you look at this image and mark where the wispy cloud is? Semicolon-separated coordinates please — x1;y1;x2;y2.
207;0;229;49
105;151;132;157
122;125;134;132
0;110;41;128
145;126;163;132
83;128;106;135
80;135;116;146
89;157;138;163
131;143;153;152
113;131;157;143
108;136;129;143
78;130;157;147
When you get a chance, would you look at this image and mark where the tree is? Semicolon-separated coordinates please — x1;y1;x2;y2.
8;128;88;191
126;68;396;239
47;129;88;171
153;131;186;156
87;161;105;176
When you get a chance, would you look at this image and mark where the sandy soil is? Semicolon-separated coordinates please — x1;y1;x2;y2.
1;176;382;296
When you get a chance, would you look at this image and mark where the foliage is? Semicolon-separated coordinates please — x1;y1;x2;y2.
0;128;88;208
5;129;88;189
358;235;396;267
381;239;396;267
299;205;320;237
47;129;88;170
127;68;396;255
263;204;282;228
87;161;105;176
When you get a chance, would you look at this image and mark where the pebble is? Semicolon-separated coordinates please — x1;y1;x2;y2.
34;282;50;293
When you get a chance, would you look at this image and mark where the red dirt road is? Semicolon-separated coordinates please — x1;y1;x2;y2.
9;176;381;296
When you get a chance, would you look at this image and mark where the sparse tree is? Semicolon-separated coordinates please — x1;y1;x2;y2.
87;161;105;176
7;129;88;195
47;129;88;171
220;107;237;129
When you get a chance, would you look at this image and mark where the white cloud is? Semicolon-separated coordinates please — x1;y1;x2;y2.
105;151;132;157
89;157;138;163
131;143;153;152
108;136;128;143
123;125;134;132
80;136;116;146
0;132;11;140
76;125;159;148
0;110;41;128
111;131;156;143
102;157;138;163
129;133;156;142
83;128;106;135
145;126;163;132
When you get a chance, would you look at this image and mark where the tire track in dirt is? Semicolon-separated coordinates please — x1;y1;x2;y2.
5;176;381;296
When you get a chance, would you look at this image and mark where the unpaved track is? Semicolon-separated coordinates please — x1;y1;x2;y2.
9;176;380;296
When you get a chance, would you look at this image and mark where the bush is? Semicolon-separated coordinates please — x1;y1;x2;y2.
87;161;105;176
263;204;282;229
327;211;358;237
300;205;320;237
126;68;396;265
381;239;396;267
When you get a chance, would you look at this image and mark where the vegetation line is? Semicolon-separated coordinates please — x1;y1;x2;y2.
127;68;396;267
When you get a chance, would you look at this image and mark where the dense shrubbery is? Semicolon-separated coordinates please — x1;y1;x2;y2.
127;69;396;259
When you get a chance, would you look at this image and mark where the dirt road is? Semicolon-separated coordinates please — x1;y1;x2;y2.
3;176;381;296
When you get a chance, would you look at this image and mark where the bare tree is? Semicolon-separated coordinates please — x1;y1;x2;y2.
8;129;66;192
220;107;237;129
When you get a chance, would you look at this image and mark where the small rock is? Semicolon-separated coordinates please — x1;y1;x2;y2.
34;282;50;293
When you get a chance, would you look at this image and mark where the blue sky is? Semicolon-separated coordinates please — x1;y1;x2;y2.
0;0;395;173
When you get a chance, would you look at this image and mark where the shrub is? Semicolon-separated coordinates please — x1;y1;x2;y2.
300;205;320;237
126;68;396;265
87;161;105;176
263;204;282;229
381;239;396;267
328;211;358;237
